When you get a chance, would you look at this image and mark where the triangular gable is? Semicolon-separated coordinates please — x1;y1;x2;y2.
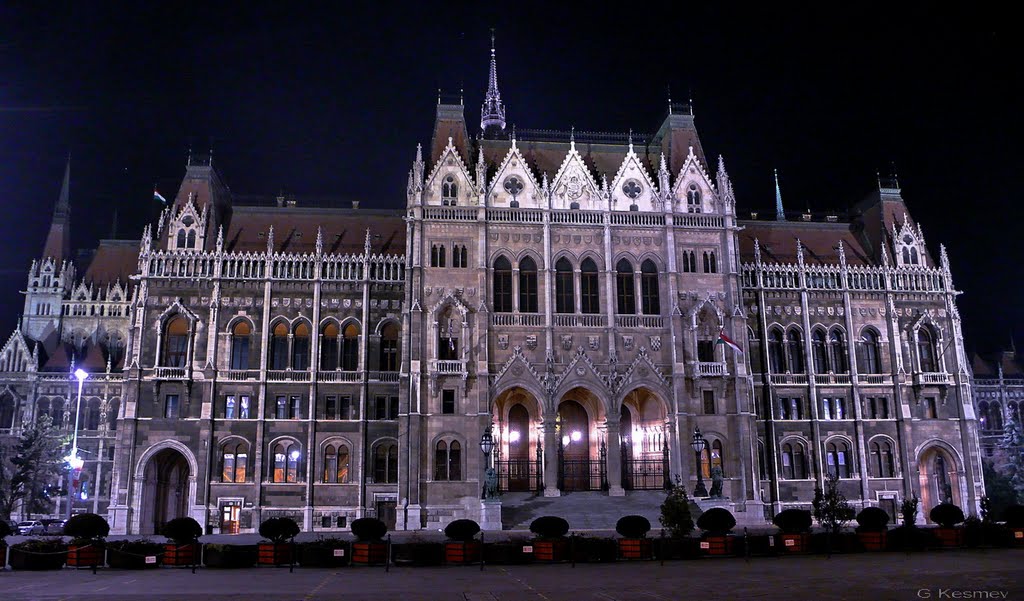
424;137;477;206
487;139;542;208
555;346;611;392
671;146;717;212
616;347;670;392
491;345;544;391
609;142;659;212
0;329;36;373
550;142;601;210
155;298;201;326
428;290;472;319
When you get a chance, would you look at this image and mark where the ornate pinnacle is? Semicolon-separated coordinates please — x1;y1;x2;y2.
753;237;762;265
216;225;224;252
939;243;951;272
795;238;804;265
266;226;274;255
364;228;372;256
837;239;847;267
480;30;506;133
315;226;323;255
774;168;786;222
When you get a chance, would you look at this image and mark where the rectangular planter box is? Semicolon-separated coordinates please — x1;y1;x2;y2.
445;541;481;564
352;541;388;565
572;537;618;563
67;544;104;567
107;547;163;569
483;542;534;565
776;533;811;553
164;543;200;566
257;542;294;566
9;545;67;570
934;527;964;548
533;538;568;562
857;530;887;551
618;538;653;560
699;535;735;556
203;545;257;569
298;544;350;568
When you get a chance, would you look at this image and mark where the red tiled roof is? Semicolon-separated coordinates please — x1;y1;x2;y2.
738;220;874;266
83;240;140;286
224;207;406;255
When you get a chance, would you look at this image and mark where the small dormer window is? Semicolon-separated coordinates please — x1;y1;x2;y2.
687;185;702;214
442;175;458;206
896;232;922;266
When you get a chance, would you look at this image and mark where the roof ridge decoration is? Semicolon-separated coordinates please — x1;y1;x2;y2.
716;155;735;210
658;153;671;198
0;328;36;373
425;136;476;193
555;346;612;392
550;141;600;210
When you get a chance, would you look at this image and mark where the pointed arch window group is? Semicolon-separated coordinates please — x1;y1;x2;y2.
492;255;541;314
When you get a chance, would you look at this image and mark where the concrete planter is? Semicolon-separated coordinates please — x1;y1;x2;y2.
857;530;887;551
445;540;481;564
617;538;653;560
776;533;811;553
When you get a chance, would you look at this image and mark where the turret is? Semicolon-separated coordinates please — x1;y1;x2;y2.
480;31;507;139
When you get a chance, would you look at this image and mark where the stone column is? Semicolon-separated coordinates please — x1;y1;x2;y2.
542;418;560;497
604;419;625;496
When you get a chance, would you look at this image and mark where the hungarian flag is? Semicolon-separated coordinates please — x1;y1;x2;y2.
154;188;167;204
717;330;743;354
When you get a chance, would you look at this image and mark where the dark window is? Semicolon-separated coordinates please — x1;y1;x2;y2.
768;328;786;373
493;256;513;312
442;389;455;414
918;329;937;372
340;396;352;420
375;396;387;420
85;401;101;430
640;260;660;314
829;330;848;373
336;516;347;528
323;444;350;483
442;175;458;205
786;329;805;373
374;443;398;483
812;329;828;373
379;323;399;372
826;442;851;478
861;330;881;374
389;396;399;420
176;229;186;248
320;323;339;370
555;258;574;313
230;321;250;370
276;396;288;419
325;396;336;419
290;395;302;419
341;323;359;371
519;257;538;313
434;440;462;481
702;390;715;415
870;440;895;478
438;316;459;361
164;394;179;418
163;317;189;367
580;258;600;314
925;397;938;419
697;340;715;363
270;322;289;370
292;322;310;370
615;259;636;314
434;441;448;480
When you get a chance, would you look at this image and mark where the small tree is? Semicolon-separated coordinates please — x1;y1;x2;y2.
901;496;919;527
812;472;854;534
659;477;694;538
991;420;1024;504
0;414;67;521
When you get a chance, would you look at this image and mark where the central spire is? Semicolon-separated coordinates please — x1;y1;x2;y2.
480;29;507;138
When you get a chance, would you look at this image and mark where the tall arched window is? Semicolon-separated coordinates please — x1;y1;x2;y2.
829;330;848;373
292;322;310;370
687;185;701;213
493;256;513;312
683;250;697;273
768;328;786;373
640;260;660;314
518;257;538;313
270;322;289;370
271;440;300;483
989;402;1004;431
176;229;186;248
442;175;458;205
711;439;724;476
320;322;339;370
85;399;101;430
379;323;399;372
374;442;398;483
786;329;804;373
812;328;829;373
186;230;197;248
341;323;359;371
163;316;189;367
107;399;120;430
555;258;574;313
826;441;852;478
230;321;251;370
781;442;807;479
580;258;600;314
615;259;636;314
434;440;463;481
323;443;350;483
861;330;881;374
222;441;248;482
0;395;15;430
918;328;937;372
869;440;895;478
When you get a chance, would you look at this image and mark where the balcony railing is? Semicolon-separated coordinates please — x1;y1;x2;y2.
695;362;726;377
615;315;665;329
491;313;544;327
370;371;400;383
553;314;607;327
856;374;891;385
267;370;312;382
154;367;187;379
769;373;809;385
318;371;360;383
813;373;852;385
914;372;951;386
435;360;466;374
221;369;256;382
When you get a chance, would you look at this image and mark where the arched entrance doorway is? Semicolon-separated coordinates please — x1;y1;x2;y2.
492;386;542;493
140;448;190;535
556;389;605;491
918;446;961;522
619;388;670;490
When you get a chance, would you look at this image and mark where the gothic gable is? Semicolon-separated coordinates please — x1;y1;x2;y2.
672;146;717;214
609;142;659;212
425;137;477;206
550;142;601;211
487;139;541;208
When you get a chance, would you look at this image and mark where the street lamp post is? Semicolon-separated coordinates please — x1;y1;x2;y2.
690;426;708;498
480;424;495;499
65;368;88;521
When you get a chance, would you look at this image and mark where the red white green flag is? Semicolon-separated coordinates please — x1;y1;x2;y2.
717;330;743;354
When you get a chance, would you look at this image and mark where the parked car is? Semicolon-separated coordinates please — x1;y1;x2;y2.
17;520;40;535
30;519;66;535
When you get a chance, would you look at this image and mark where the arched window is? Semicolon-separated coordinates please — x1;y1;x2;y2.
442;174;458;205
869;440;895;478
580;258;600;314
910;247;919;265
555;258;575;313
271;440;300;483
861;330;881;374
768;328;786;373
163;316;189;367
829;330;848;373
781;442;807;479
379;323;399;372
222;441;248;482
374;442;398;483
270;322;289;370
826;441;852;478
687;185;701;213
786;329;804;373
320;322;339;370
437;244;446;267
292;322;311;370
323;443;350;483
176;229;186;248
493;256;513;312
85;399;101;430
107;399;119;430
989;402;1004;431
519;257;538;313
640;260;660;315
434;440;463;481
230;321;251;370
703;252;711;273
186;230;197;248
684;251;697;273
615;259;636;314
917;328;937;372
0;395;14;429
812;328;828;374
341;323;359;371
451;244;468;268
711;439;724;476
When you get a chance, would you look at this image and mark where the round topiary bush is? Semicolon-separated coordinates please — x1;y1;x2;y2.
259;517;300;543
929;503;965;528
772;509;812;534
0;519;12;540
696;508;736;535
856;507;891;532
1003;504;1024;528
63;513;110;541
529;516;570;539
615;515;651;539
351;517;388;542
443;519;481;542
162;517;203;544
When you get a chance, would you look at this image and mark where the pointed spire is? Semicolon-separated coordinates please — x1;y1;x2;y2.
42;156;72;261
774;169;786;222
364;228;372;256
658;153;670;195
753;237;762;265
795;239;804;265
216;225;224;252
837;239;847;267
627;128;634;153
266;226;274;255
315;226;323;255
480;29;507;136
939;243;950;273
570;126;576;152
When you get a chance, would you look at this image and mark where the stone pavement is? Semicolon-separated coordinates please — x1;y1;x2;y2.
1;549;1021;601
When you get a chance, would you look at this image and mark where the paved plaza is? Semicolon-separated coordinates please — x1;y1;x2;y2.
1;549;1021;601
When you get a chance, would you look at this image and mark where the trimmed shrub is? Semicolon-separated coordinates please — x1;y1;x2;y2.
1003;504;1024;528
162;517;203;543
530;516;570;539
696;507;736;535
659;483;695;538
9;538;68;570
350;517;387;542
900;496;919;527
929;503;965;528
259;517;300;543
855;507;891;532
0;519;12;540
63;512;110;542
773;509;812;533
443;519;481;542
615;515;651;538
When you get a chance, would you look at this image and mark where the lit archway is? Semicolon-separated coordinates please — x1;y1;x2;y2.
139;448;191;535
918;445;961;522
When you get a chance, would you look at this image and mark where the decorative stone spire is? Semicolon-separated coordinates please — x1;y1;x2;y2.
795;239;804;266
364;228;372;256
939;243;951;273
42;155;72;261
480;30;507;137
266;226;274;255
413;143;424;187
315;226;323;255
658;153;670;195
837;239;847;268
753;237;762;265
216;225;224;252
774;168;786;222
476;145;486;192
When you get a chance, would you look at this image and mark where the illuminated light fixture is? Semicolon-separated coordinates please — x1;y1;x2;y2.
66;455;84;470
508;430;521;443
571;430;582;442
80;491;88;500
290;450;301;460
74;368;88;383
562;435;570;447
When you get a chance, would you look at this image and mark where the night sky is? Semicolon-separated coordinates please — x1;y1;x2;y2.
0;4;1019;354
